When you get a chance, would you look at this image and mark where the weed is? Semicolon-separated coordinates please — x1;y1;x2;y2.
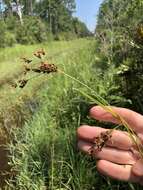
89;130;112;155
15;47;143;160
2;40;142;189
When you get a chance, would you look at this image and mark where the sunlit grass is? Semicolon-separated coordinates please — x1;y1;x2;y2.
0;39;94;189
4;40;142;190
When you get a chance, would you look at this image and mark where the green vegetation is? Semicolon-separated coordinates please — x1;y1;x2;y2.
0;0;143;189
0;0;91;47
95;0;143;112
0;39;140;189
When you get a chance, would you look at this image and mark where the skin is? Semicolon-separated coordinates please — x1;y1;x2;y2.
77;106;143;185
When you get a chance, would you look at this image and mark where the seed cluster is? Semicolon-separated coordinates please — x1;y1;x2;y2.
40;62;57;73
11;49;58;89
34;49;45;59
89;130;112;156
18;79;28;88
21;57;32;64
32;62;57;74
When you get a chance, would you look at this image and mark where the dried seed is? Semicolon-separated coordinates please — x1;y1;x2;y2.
18;79;28;88
89;130;112;156
21;57;32;64
32;68;42;73
39;62;58;73
34;49;46;59
11;82;17;88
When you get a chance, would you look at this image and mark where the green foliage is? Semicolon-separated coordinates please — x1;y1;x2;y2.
95;0;143;112
2;40;135;189
1;0;91;47
96;0;143;66
0;20;16;47
72;17;92;37
15;16;48;44
0;20;7;47
36;0;76;34
57;31;77;41
3;31;16;47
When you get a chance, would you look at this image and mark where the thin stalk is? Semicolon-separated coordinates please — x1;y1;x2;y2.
27;73;44;81
60;70;143;159
59;70;109;106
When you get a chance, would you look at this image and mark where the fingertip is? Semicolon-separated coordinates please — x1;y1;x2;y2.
77;125;92;139
96;160;106;173
89;106;104;118
77;140;91;153
96;160;110;178
132;159;143;177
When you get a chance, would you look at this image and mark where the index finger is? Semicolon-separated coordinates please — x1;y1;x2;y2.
77;126;134;150
90;106;143;133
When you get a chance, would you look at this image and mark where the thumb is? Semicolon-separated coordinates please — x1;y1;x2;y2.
132;159;143;177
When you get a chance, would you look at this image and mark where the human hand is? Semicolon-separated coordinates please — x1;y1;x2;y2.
77;106;143;185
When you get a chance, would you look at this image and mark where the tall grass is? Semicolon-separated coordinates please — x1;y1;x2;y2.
5;41;142;190
0;39;88;89
0;39;89;188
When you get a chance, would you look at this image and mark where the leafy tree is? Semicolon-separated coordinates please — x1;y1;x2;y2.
35;0;76;35
96;0;143;112
1;0;91;47
72;17;91;37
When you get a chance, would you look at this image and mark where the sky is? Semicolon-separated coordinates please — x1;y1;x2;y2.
74;0;103;32
0;0;103;32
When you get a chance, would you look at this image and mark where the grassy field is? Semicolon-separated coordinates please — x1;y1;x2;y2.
0;39;142;190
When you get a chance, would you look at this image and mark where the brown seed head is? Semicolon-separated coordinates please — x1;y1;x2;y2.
34;52;42;59
37;49;46;55
11;82;17;88
24;65;31;72
18;79;28;88
21;57;32;64
32;68;42;73
89;130;112;156
34;49;46;59
39;62;58;73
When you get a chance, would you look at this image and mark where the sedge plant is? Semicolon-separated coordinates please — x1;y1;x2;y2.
15;49;143;160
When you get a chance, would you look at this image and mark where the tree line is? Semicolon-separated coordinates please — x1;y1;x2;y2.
95;0;143;112
0;0;91;47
